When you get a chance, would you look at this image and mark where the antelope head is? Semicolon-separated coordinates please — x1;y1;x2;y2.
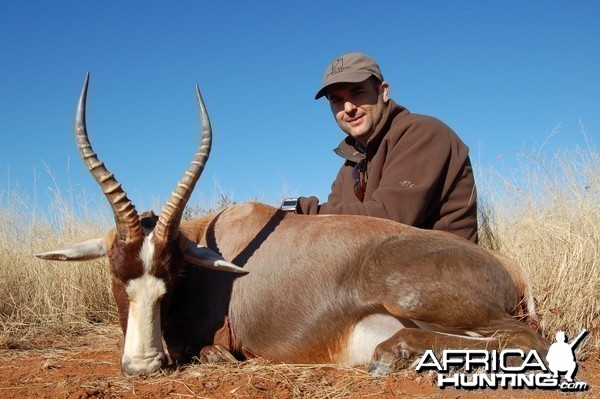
35;74;245;376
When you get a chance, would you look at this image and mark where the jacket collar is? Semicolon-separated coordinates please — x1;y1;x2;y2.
333;100;407;162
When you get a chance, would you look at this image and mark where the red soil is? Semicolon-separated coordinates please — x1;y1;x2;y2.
0;326;597;399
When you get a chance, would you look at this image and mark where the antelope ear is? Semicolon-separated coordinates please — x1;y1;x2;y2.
183;241;247;274
35;237;107;261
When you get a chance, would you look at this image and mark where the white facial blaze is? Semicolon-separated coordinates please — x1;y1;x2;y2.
121;234;168;375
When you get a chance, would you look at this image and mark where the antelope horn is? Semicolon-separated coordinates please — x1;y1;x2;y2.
154;84;212;243
75;73;142;243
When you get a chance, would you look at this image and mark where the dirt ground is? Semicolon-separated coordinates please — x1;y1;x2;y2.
0;326;597;399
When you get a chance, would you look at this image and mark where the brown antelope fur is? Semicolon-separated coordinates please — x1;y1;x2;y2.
36;75;548;376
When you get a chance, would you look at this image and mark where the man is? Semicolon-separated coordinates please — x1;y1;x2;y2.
546;330;588;382
291;52;478;242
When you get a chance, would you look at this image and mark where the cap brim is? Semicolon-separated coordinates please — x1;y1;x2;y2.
314;71;374;100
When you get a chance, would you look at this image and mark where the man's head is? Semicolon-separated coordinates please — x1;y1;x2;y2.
315;52;390;146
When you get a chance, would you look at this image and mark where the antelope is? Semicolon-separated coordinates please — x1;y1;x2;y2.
36;74;548;377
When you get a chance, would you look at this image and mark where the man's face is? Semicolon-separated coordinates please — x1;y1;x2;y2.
327;79;389;146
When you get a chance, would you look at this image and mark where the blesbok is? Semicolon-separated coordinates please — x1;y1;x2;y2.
36;75;548;377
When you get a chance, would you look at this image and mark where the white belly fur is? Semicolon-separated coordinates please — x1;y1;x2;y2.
339;313;406;366
339;315;490;366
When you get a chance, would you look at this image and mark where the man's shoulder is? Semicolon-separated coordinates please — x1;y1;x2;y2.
386;110;452;145
382;108;470;155
391;109;452;134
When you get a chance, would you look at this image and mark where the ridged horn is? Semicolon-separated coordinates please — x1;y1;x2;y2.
154;84;212;243
75;73;142;243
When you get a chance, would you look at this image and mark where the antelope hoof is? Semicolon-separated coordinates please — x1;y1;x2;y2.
199;345;238;364
367;361;393;376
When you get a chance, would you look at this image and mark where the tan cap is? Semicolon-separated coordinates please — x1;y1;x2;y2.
315;52;384;100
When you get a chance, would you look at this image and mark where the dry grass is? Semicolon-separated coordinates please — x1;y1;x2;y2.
0;178;116;348
1;144;598;359
477;142;599;352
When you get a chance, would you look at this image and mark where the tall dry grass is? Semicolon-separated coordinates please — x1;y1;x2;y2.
477;140;599;352
0;144;598;356
0;172;116;347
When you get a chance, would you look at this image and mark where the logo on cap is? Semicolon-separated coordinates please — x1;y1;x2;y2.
331;58;343;71
328;57;351;78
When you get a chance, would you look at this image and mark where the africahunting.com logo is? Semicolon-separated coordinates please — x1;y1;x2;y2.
416;329;589;391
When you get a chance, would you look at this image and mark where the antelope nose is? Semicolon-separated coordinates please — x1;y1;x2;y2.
121;352;167;376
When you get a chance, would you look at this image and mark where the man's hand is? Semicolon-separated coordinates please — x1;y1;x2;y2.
296;196;320;214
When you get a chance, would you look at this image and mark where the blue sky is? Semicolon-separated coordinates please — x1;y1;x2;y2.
1;1;598;213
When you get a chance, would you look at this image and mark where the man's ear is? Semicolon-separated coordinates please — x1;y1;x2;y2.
381;82;390;103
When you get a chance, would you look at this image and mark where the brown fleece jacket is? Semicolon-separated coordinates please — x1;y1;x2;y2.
299;100;478;243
